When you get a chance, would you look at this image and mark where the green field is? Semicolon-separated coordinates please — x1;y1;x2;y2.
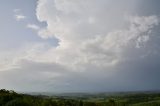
1;89;160;106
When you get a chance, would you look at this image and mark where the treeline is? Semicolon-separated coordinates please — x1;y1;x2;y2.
1;89;160;106
0;89;105;106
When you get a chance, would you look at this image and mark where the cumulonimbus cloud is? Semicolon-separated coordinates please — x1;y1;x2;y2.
3;0;159;71
1;0;160;92
35;0;159;69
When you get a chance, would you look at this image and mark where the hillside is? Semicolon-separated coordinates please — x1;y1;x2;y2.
1;89;160;106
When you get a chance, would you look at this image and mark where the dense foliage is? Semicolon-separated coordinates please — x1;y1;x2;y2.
0;89;160;106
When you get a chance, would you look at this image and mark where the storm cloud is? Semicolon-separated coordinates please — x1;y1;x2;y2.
0;0;160;92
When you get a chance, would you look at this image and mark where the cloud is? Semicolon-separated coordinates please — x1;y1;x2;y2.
13;9;21;13
26;24;53;39
1;0;160;92
15;15;26;21
0;60;67;92
14;9;26;21
35;0;159;69
27;24;40;30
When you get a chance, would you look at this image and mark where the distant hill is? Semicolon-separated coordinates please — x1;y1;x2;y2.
1;89;160;106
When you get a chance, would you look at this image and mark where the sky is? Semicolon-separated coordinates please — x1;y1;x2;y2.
0;0;160;93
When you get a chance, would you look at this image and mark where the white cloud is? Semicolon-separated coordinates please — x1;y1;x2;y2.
37;28;53;39
13;9;26;21
35;0;159;69
27;24;40;30
15;14;26;21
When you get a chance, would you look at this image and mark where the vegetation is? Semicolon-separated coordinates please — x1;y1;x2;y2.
1;89;160;106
